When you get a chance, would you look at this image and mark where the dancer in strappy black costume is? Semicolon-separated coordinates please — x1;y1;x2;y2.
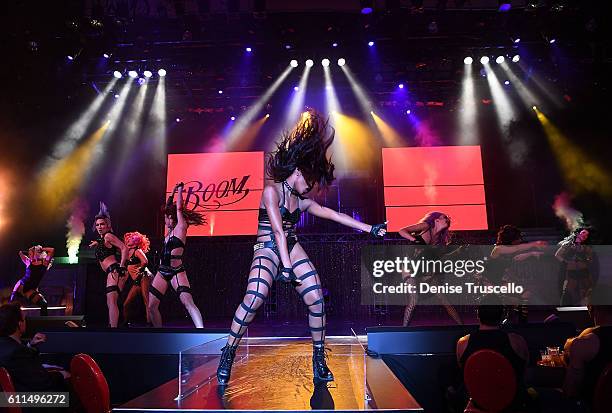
90;202;129;328
398;211;462;326
216;109;387;386
122;231;152;325
147;182;206;328
10;245;55;315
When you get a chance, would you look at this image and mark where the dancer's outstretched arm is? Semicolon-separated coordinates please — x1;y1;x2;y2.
398;222;429;242
19;250;30;266
302;199;386;237
175;183;187;234
491;240;547;258
263;186;293;269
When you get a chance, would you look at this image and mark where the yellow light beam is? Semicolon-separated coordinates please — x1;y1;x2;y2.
371;112;404;147
333;113;377;172
500;61;543;109
534;108;612;198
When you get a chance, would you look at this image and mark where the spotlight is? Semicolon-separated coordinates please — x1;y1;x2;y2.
464;56;473;65
504;80;510;85
332;42;338;47
158;69;167;77
230;116;236;121
496;55;505;64
218;90;223;94
406;109;411;115
361;0;373;14
128;70;138;78
513;37;521;44
305;59;314;67
532;106;537;110
113;70;122;79
368;41;375;47
143;70;152;78
294;86;299;91
498;1;511;12
512;54;520;62
290;59;298;67
337;58;346;66
480;56;490;64
549;38;556;44
114;94;120;99
67;55;74;61
246;47;253;52
321;58;330;67
103;53;110;58
398;83;404;89
265;113;270;118
137;78;145;85
175;117;181;122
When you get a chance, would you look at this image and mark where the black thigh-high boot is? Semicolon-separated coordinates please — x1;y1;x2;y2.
313;344;334;383
217;344;237;385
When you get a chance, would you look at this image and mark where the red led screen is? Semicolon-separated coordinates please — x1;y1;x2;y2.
382;146;488;231
166;152;264;236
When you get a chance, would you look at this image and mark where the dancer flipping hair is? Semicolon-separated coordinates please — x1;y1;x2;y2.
216;110;387;386
398;212;462;326
555;227;592;306
147;182;206;328
90;202;129;328
122;231;152;325
10;245;55;315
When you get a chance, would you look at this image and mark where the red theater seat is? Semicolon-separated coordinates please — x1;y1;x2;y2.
70;354;110;413
593;362;612;413
463;350;517;412
0;367;21;413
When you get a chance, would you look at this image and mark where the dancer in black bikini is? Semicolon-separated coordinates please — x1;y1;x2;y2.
10;245;55;315
216;109;387;386
147;182;206;328
398;211;462;326
122;231;152;325
90;202;129;328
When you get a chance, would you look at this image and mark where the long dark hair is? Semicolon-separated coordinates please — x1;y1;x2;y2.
163;196;206;227
419;211;451;245
496;225;522;245
267;109;335;189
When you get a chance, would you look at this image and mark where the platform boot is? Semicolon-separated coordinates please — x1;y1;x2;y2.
217;345;237;385
313;345;334;383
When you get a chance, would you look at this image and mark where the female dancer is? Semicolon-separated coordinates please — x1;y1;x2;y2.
398;211;462;326
90;202;129;328
10;245;55;315
555;227;592;306
147;182;206;328
216;110;387;386
122;231;152;325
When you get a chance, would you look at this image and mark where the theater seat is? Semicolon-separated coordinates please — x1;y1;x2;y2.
0;367;21;413
593;362;612;413
464;349;517;412
70;354;110;413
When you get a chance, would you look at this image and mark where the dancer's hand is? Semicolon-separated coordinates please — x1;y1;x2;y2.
279;266;302;285
30;333;47;346
370;222;387;239
89;240;98;248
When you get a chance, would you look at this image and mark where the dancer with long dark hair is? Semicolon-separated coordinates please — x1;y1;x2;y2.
90;202;129;328
147;182;206;328
555;227;592;306
122;231;152;325
10;245;55;315
216;110;387;386
398;211;462;326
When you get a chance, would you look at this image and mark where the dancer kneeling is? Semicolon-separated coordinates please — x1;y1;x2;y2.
148;182;206;328
216;110;386;386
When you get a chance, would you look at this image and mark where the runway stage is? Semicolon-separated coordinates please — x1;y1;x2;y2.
114;335;422;412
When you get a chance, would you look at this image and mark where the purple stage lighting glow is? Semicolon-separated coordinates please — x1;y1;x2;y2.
337;58;346;67
246;47;252;52
67;55;74;61
504;80;510;85
513;38;521;44
321;58;330;67
294;86;299;91
498;2;511;12
158;69;166;77
143;70;152;78
464;56;473;65
114;94;120;99
361;7;373;14
230;116;236;121
368;41;375;47
332;42;338;47
285;44;292;50
218;90;223;94
103;53;110;58
305;59;314;67
175;118;181;123
128;70;138;78
406;110;411;115
137;78;145;85
113;71;122;79
398;83;404;89
496;56;505;64
549;38;557;44
512;54;520;62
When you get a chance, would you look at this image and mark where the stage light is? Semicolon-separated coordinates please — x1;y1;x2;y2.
480;56;490;64
496;56;505;64
114;94;120;99
113;71;122;79
137;78;145;85
294;86;299;91
337;58;346;67
230;116;236;121
513;37;521;44
406;109;411;114
498;1;511;12
218;90;223;94
103;53;110;58
361;0;373;14
143;70;152;78
265;113;270;118
290;59;298;67
305;59;314;67
128;70;138;78
549;38;556;44
158;69;167;77
322;58;330;67
332;42;338;47
285;44;292;49
464;56;473;65
246;47;252;52
512;54;520;62
504;80;510;85
175;117;181;122
368;41;375;47
398;83;404;89
532;105;537;110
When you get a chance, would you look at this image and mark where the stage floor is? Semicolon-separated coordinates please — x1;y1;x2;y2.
115;335;421;412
